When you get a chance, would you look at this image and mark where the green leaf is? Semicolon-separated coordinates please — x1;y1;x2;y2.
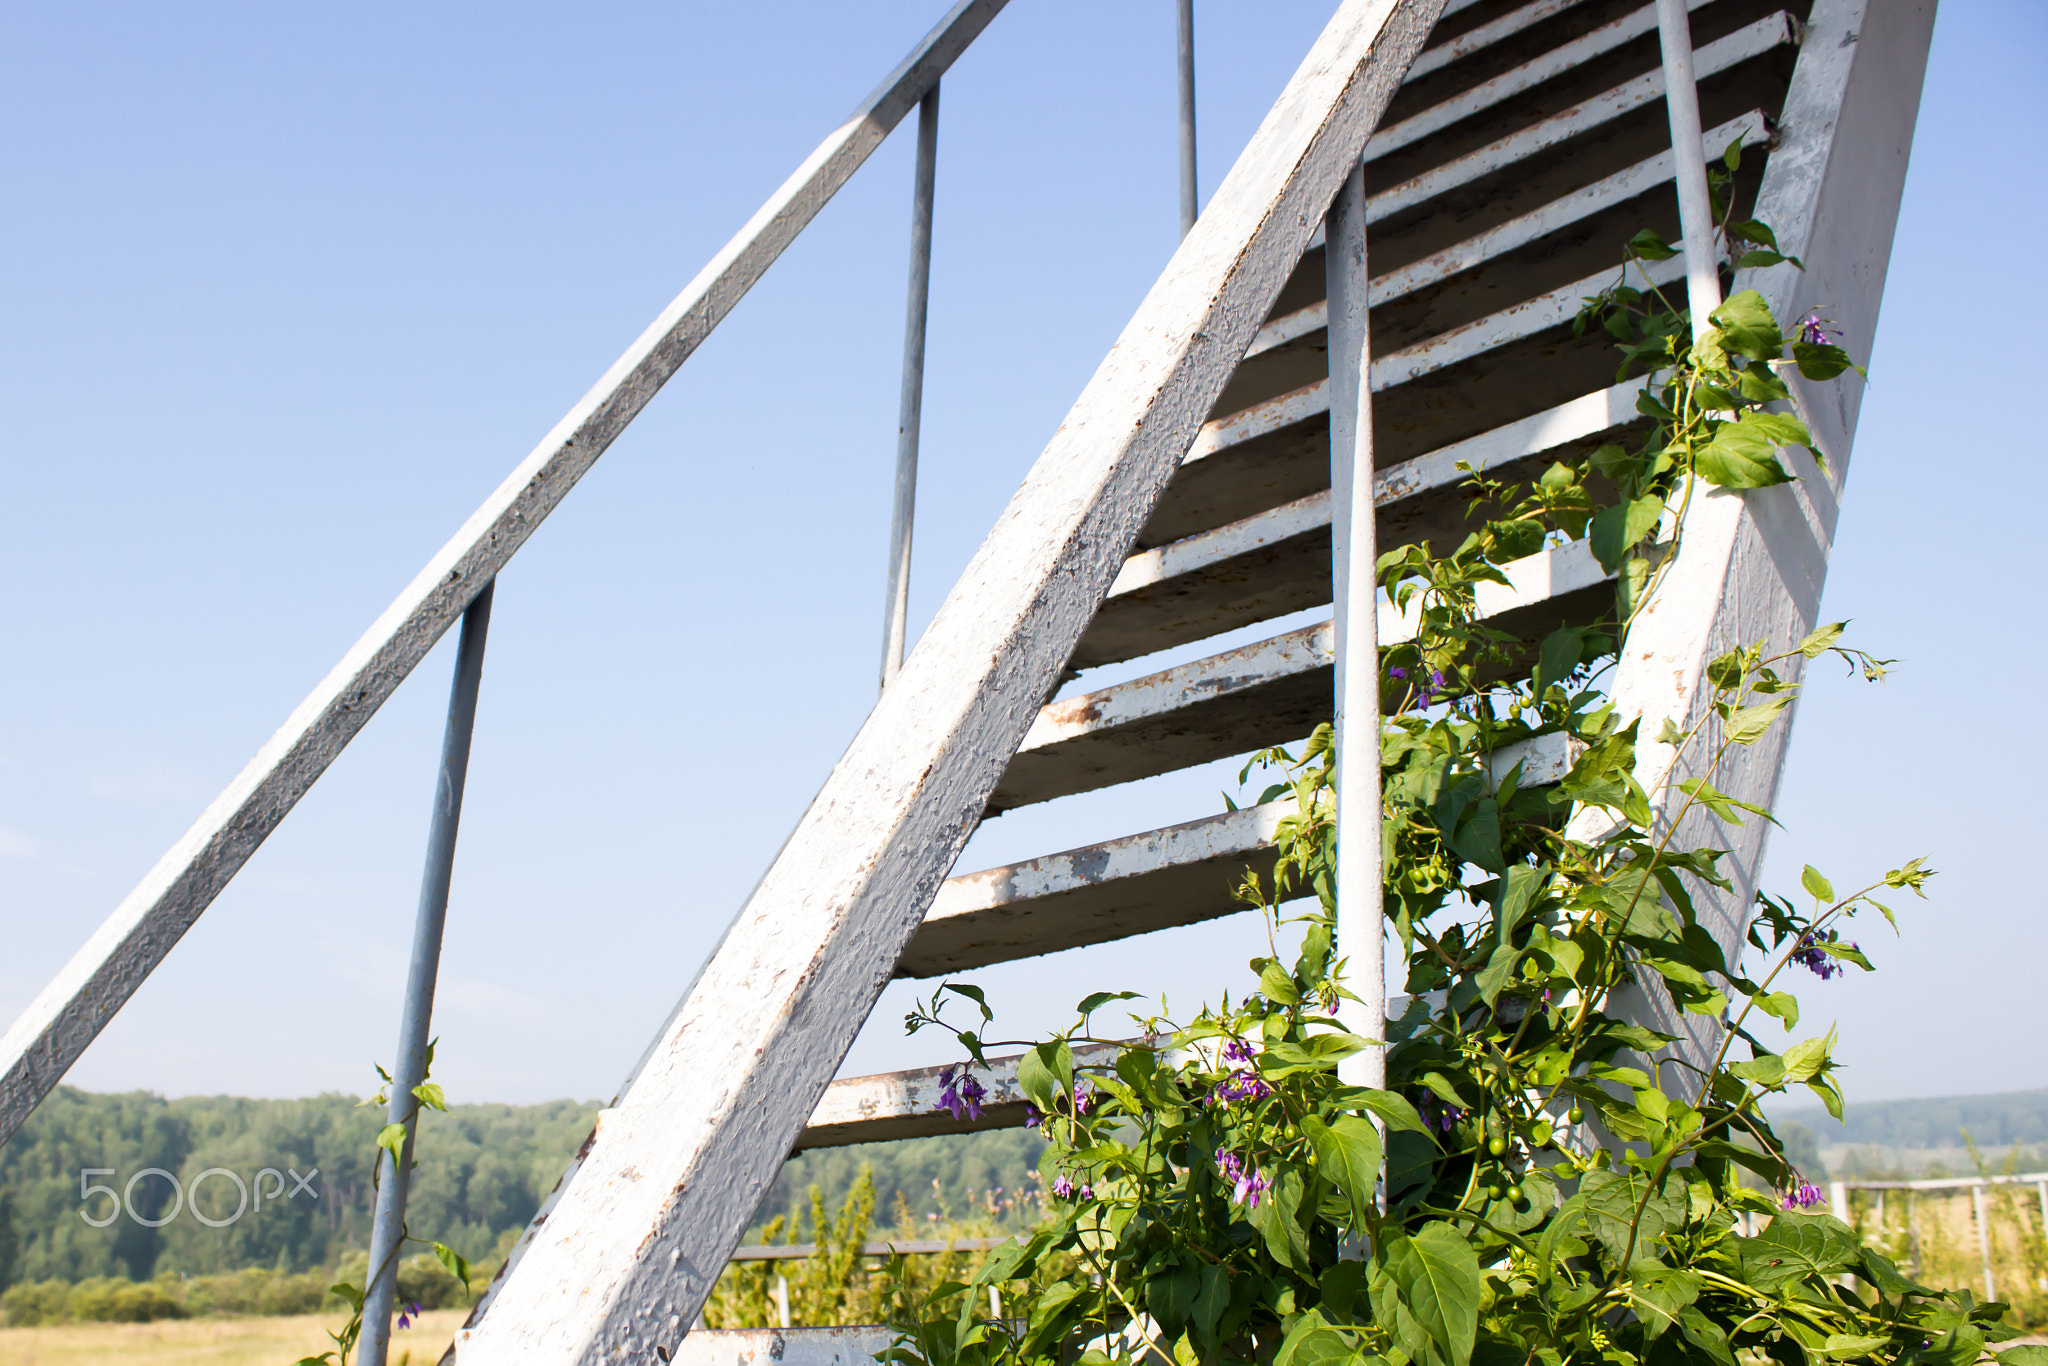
1274;1310;1362;1366
1723;695;1792;745
1628;228;1679;260
1752;992;1800;1028
1333;1086;1433;1136
1796;621;1846;658
1628;1267;1700;1341
1996;1348;2048;1366
1016;1042;1065;1111
1793;341;1860;380
433;1241;473;1290
1588;495;1666;573
1248;1165;1310;1269
1305;1114;1384;1232
1860;1248;1934;1297
1737;1211;1861;1291
1696;415;1797;489
1801;865;1835;903
1378;1222;1481;1366
1580;1168;1686;1267
1533;625;1593;695
376;1123;409;1163
1075;991;1140;1017
411;1082;447;1112
1677;777;1777;827
1259;959;1303;1006
1818;1335;1896;1358
1707;289;1785;361
1782;1028;1835;1082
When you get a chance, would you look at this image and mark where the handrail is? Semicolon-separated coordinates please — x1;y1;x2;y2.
0;0;1011;1149
456;0;1446;1356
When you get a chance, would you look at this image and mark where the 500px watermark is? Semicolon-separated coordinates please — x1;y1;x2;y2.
77;1167;320;1228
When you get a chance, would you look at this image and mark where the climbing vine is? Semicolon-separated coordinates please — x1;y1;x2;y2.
884;168;2034;1366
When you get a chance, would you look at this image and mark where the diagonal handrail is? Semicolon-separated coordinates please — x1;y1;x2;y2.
453;0;1445;1358
0;0;1010;1148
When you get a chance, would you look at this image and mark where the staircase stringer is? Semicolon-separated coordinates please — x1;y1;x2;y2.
1598;0;1935;1065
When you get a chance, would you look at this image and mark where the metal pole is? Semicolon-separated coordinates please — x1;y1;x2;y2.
1653;0;1721;341
881;84;941;693
775;1275;791;1328
1970;1183;1996;1303
1325;163;1383;1095
1177;0;1198;238
360;581;495;1366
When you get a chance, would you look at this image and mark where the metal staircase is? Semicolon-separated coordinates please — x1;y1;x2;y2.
0;0;1933;1360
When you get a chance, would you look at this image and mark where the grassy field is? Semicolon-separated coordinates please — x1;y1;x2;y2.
0;1308;465;1365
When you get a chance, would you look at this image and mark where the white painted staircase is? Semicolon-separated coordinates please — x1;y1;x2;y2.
0;0;1934;1361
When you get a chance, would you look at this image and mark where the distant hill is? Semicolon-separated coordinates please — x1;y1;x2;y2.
1772;1088;2048;1151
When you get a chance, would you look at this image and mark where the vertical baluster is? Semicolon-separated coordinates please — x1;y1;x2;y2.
1177;0;1198;239
1654;0;1722;338
1324;164;1382;1097
360;581;495;1366
881;84;941;692
1970;1183;1997;1303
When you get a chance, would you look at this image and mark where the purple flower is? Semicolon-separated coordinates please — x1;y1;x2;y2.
1789;933;1852;981
1797;311;1841;347
1073;1079;1096;1115
397;1300;423;1329
1781;1182;1824;1210
1052;1173;1074;1199
1209;1070;1273;1108
1216;1153;1271;1208
1222;1037;1255;1065
934;1067;987;1121
1079;1183;1095;1200
1024;1103;1043;1130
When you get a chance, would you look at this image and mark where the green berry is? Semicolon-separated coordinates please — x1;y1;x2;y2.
1507;1184;1524;1204
1487;1135;1507;1157
1567;1105;1584;1124
1487;1183;1505;1201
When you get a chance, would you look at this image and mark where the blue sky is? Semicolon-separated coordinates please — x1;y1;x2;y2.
1;0;2040;1112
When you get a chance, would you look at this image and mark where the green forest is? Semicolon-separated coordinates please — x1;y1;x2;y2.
1;1084;2038;1296
0;1086;1048;1293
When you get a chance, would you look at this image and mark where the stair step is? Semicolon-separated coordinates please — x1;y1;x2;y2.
1244;108;1767;363
1367;0;1717;165
1079;378;1647;670
1177;247;1682;541
1374;11;1792;223
910;732;1576;979
1405;0;1594;84
797;1043;1122;1151
1009;539;1609;811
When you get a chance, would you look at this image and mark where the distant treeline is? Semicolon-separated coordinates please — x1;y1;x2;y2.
0;1087;1045;1293
6;1083;2027;1295
0;1087;599;1287
1776;1088;2048;1151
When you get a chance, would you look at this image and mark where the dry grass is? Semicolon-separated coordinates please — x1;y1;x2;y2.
0;1308;464;1366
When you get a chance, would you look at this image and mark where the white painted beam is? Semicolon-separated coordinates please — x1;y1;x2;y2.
795;1043;1122;1150
455;2;1449;1357
0;0;1016;1148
